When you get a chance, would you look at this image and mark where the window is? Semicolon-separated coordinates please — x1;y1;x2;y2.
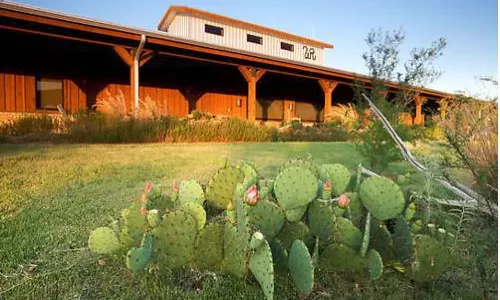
204;24;224;36
36;78;63;110
280;42;294;52
247;34;263;45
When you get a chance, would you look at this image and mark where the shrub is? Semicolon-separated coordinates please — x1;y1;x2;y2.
277;122;351;142
167;117;275;143
0;114;59;137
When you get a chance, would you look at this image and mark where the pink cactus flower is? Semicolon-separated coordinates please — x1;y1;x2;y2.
140;206;149;215
144;182;152;193
245;185;259;206
323;180;332;192
172;182;179;193
338;194;350;209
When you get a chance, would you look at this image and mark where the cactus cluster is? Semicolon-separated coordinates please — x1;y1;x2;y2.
88;158;452;300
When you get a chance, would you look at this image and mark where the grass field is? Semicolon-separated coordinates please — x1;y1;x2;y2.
0;142;487;299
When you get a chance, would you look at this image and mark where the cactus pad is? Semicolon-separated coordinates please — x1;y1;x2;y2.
119;202;150;248
194;223;224;269
274;166;318;210
276;221;311;250
365;249;383;280
206;167;244;210
347;192;365;227
334;217;363;250
284;205;308;222
249;232;274;300
270;239;289;272
279;158;319;178
178;180;205;206
152;210;197;269
319;243;367;276
236;160;259;188
359;176;405;221
88;227;121;254
369;219;394;261
307;200;336;242
181;202;206;231
405;234;449;282
222;223;249;278
147;209;160;227
288;240;314;295
319;164;351;196
126;233;153;271
392;217;413;265
249;199;285;239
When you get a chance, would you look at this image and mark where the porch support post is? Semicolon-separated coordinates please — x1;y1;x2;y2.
238;66;266;121
414;95;424;125
438;97;449;120
113;41;156;113
318;79;338;122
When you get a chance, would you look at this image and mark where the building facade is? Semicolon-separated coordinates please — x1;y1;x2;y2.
0;2;450;124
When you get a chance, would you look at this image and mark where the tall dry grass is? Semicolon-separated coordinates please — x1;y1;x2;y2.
440;98;498;193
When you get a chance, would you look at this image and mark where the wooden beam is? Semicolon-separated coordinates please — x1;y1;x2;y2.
237;66;267;121
438;98;448;120
318;79;339;122
113;46;133;67
139;50;156;67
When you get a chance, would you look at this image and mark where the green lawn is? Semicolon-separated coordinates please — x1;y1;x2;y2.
0;142;483;299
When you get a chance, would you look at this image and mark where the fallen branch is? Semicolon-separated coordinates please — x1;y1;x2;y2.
361;93;497;216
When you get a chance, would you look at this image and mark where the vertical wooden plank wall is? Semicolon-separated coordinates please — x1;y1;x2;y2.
0;73;36;112
63;79;87;113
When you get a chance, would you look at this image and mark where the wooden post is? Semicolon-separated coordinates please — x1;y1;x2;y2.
113;46;156;111
238;66;266;121
414;95;424;125
318;79;338;122
283;100;295;122
438;98;448;120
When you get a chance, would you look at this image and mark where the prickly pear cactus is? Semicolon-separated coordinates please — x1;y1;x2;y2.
249;199;285;239
284;205;308;222
392;217;414;265
334;217;363;250
249;232;274;300
405;234;449;282
269;239;289;272
319;243;367;276
308;200;336;242
194;223;224;269
181;202;206;231
276;221;311;250
206;166;244;210
359;176;405;221
152;210;197;269
235;184;251;241
279;158;319;178
222;223;249;278
274;166;318;210
370;219;394;261
126;233;153;271
88;227;121;254
288;240;314;295
236;160;259;188
178;180;205;206
347;192;365;227
365;249;383;280
319;163;351;196
119;202;150;248
147;209;160;227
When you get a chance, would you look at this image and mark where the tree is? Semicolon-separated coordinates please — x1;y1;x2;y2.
354;28;447;172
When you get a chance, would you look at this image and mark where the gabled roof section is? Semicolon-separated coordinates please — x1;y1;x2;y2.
158;5;334;49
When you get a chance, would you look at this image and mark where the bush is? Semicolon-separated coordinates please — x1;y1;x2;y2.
277;122;351;142
0;114;59;137
166;117;275;142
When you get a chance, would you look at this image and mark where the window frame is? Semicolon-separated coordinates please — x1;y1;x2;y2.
280;42;294;52
204;24;224;36
35;77;64;111
247;34;263;45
